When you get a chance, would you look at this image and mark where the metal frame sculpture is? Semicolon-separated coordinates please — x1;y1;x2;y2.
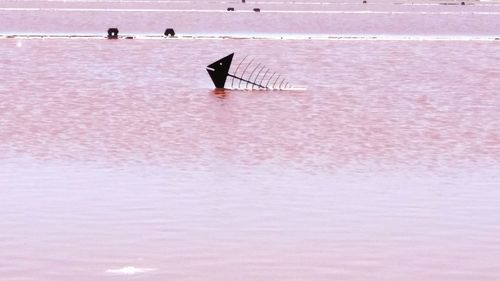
206;53;295;90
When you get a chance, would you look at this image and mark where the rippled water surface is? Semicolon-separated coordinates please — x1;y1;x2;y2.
1;36;500;280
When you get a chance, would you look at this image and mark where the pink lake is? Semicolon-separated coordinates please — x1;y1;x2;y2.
1;1;500;281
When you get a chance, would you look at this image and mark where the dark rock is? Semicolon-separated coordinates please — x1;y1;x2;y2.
164;28;175;37
107;28;119;39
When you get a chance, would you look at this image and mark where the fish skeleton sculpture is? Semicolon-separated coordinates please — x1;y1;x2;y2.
206;53;302;90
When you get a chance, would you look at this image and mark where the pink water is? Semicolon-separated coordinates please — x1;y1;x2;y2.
2;1;500;281
2;0;500;36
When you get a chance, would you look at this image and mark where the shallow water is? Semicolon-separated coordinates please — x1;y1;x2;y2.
2;0;500;277
1;38;500;280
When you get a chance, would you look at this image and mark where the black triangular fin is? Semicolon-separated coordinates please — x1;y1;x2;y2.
206;53;234;89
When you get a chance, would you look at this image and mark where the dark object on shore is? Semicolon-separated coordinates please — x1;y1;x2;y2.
253;8;261;12
227;7;235;11
461;1;465;5
107;28;119;39
242;0;245;3
125;36;134;39
206;53;294;90
164;28;175;37
363;0;367;3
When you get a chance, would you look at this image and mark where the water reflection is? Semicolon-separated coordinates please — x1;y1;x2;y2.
211;88;230;100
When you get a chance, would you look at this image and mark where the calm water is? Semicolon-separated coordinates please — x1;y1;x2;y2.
2;2;500;280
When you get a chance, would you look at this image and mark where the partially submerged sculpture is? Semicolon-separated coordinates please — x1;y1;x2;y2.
206;53;298;90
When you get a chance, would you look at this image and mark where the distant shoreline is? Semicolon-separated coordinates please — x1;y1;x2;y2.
2;1;500;37
2;34;499;41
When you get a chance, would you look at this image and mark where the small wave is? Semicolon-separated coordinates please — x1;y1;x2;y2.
105;266;157;275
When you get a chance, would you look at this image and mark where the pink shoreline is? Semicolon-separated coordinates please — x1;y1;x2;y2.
2;0;500;35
